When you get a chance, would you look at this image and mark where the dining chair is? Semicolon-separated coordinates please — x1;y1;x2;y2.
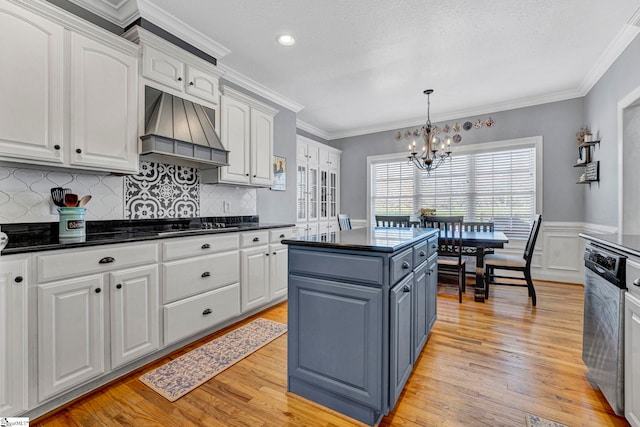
483;214;542;306
337;213;352;230
423;215;465;303
375;215;411;227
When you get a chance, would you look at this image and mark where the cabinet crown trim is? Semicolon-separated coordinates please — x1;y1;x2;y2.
221;86;279;116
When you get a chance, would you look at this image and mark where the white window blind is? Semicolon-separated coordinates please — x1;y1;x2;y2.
371;144;537;239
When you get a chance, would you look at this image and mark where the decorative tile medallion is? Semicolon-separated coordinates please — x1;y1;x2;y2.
125;161;199;219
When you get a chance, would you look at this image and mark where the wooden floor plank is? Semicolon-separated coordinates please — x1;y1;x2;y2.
32;281;630;426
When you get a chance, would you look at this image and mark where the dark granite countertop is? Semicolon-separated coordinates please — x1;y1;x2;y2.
1;217;295;255
579;233;640;257
282;227;439;253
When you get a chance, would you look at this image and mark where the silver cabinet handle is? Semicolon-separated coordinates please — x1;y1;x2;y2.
401;261;410;269
634;278;640;287
402;286;411;292
202;308;212;315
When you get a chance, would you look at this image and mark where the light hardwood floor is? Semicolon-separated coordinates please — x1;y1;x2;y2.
33;281;630;427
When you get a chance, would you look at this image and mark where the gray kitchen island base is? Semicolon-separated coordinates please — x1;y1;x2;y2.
283;227;439;425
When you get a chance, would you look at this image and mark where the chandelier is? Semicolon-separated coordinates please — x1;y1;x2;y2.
407;89;452;174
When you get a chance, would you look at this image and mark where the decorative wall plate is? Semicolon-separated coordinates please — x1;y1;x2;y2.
433;125;441;135
485;117;495;127
413;128;422;137
453;134;462;143
463;121;472;131
474;119;483;128
453;122;461;132
395;131;402;140
404;130;412;139
443;124;450;133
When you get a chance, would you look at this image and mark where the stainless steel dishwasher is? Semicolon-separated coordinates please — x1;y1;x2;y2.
582;243;627;416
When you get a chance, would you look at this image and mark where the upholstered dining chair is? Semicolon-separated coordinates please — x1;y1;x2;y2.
483;214;542;306
337;213;352;230
375;215;411;227
423;215;465;303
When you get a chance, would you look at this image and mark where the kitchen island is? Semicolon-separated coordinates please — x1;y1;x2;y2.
282;227;439;425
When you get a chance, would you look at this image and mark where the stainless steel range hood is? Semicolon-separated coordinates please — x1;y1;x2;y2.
140;86;229;167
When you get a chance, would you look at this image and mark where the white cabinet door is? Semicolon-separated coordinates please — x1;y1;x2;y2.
626;292;640;427
142;44;184;91
69;32;138;173
308;165;319;222
185;64;219;104
0;257;28;416
241;246;269;312
109;265;159;370
269;243;288;300
38;275;105;401
219;94;251;184
250;108;274;186
0;1;64;164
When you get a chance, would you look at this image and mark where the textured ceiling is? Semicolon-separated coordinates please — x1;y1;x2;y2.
74;0;640;139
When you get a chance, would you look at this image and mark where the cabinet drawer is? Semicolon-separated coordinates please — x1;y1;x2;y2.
164;283;240;346
270;227;295;243
163;251;239;303
426;235;438;258
36;242;158;283
413;240;429;267
289;248;384;286
390;248;413;285
162;233;239;261
240;231;269;248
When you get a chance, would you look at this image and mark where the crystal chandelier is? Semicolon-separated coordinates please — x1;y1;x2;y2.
407;89;452;174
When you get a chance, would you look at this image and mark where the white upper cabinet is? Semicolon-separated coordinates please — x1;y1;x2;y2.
0;0;64;164
202;86;278;187
0;0;140;174
69;32;138;172
126;26;224;108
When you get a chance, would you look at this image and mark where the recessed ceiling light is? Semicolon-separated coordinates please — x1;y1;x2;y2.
277;34;296;47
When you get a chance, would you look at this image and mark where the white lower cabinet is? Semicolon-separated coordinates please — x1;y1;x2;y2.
0;255;28;416
109;265;160;369
626;291;640;427
36;243;160;402
241;245;270;311
160;234;240;346
38;275;105;401
269;243;288;300
240;228;293;312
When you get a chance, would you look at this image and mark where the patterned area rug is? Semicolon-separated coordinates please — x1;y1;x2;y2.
140;318;287;401
526;414;569;427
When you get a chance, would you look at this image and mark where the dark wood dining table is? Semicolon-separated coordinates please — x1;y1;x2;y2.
438;230;509;290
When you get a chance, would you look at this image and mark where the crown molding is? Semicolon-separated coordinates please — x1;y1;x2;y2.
136;0;230;60
10;0;139;54
65;0;140;27
326;88;584;140
578;21;640;94
296;120;331;140
220;86;279;116
217;63;304;113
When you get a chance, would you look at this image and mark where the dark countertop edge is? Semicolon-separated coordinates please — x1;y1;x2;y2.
579;233;640;258
282;228;439;253
2;223;295;256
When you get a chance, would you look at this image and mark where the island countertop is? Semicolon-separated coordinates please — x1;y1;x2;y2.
282;227;439;252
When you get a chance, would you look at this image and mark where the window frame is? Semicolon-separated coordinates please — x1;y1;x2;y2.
366;136;543;239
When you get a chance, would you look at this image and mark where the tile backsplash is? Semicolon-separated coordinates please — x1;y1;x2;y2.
0;161;256;223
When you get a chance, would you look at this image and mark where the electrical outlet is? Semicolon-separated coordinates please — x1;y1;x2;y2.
223;201;230;213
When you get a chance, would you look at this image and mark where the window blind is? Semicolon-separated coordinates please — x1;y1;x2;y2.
371;145;537;239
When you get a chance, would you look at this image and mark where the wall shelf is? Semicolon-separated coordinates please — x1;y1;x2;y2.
575;139;600;185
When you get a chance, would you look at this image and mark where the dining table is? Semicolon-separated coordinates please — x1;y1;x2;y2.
440;230;509;292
